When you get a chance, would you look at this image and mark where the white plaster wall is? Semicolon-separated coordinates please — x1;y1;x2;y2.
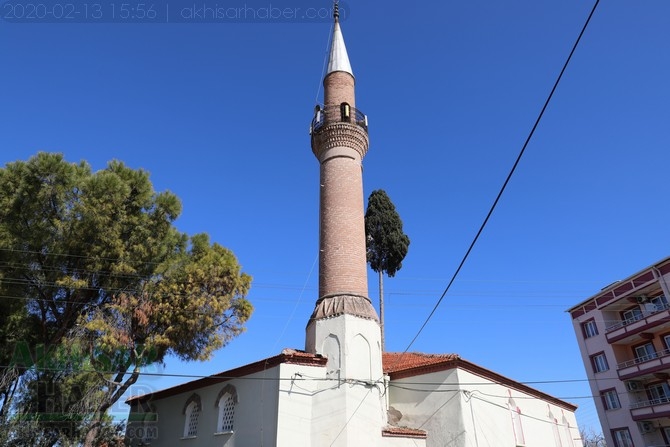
381;436;427;447
275;348;422;447
310;373;387;446
387;369;467;446
307;314;387;446
275;362;326;446
459;368;582;447
127;365;281;447
306;313;383;380
387;368;582;447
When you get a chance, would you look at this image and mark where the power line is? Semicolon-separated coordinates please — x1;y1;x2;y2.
0;247;166;267
395;0;601;362
0;361;613;392
1;247;605;289
468;391;579;428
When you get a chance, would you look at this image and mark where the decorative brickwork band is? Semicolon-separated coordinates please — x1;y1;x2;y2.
311;122;369;160
308;293;379;324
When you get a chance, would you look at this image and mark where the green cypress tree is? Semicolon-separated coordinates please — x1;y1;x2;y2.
364;190;410;351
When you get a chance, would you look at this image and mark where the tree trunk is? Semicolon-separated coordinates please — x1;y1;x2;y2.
379;270;385;352
82;367;140;447
83;420;102;447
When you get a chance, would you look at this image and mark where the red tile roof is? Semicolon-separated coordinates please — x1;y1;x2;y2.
383;352;460;373
382;425;427;439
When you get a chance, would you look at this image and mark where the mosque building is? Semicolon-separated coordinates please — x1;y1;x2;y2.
125;6;582;446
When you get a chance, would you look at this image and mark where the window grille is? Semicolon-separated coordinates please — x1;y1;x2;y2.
219;393;235;432
186;403;199;437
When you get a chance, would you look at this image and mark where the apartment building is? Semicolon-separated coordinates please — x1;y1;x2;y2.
569;256;670;447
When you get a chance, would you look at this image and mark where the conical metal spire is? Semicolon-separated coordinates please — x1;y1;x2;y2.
326;2;353;77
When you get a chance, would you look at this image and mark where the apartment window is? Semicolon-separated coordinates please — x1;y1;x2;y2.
591;352;609;373
646;382;670;404
622;306;643;325
182;394;201;438
634;342;657;363
612;428;633;447
601;389;621;410
215;385;237;433
582;319;598;338
651;294;669;311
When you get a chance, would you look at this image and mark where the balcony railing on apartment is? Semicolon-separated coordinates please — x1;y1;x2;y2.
630;395;670;409
606;302;670;333
617;348;670;370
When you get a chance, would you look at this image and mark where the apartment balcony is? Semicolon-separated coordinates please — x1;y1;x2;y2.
606;303;670;344
630;396;670;421
618;348;670;380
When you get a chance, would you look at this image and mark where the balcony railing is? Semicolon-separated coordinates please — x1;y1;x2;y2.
310;104;368;134
630;395;670;409
618;348;670;370
606;302;670;333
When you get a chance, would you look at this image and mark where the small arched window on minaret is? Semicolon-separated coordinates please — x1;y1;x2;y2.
340;102;351;122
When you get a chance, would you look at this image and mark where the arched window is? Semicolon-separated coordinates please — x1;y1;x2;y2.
561;415;574;447
142;404;158;444
215;385;238;433
340;102;351;122
508;398;525;446
182;394;201;438
548;409;562;447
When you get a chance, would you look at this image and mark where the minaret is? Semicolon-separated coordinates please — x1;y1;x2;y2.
306;4;385;445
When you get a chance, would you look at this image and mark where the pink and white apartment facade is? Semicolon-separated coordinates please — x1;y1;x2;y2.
569;256;670;447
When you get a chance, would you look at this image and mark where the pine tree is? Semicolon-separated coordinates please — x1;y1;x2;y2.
0;152;253;446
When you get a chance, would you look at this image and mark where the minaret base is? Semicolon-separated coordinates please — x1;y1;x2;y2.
306;311;386;447
306;301;382;379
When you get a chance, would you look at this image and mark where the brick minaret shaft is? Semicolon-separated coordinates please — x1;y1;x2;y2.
307;6;378;326
305;11;385;444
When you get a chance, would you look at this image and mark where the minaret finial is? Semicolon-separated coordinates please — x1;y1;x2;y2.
325;0;352;77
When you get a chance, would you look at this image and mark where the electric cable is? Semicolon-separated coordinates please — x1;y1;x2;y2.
392;0;601;367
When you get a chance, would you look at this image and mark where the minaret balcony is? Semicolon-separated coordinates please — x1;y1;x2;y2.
310;104;368;135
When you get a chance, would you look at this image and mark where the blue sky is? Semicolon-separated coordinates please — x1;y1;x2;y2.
2;0;670;434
